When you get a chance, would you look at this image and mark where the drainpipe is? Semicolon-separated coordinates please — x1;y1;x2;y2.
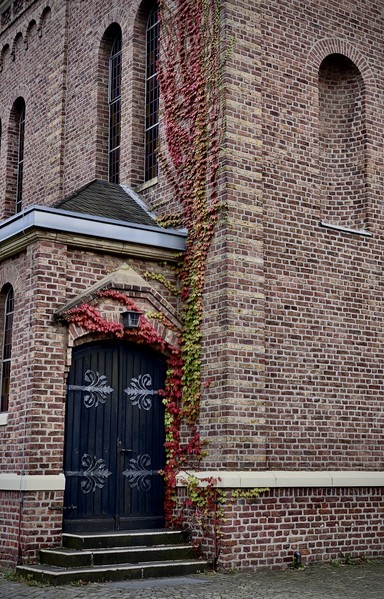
17;492;24;565
213;491;220;571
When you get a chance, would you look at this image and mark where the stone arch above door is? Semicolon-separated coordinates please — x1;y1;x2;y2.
56;263;181;354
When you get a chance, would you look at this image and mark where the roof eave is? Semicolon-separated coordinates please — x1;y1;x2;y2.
0;205;186;252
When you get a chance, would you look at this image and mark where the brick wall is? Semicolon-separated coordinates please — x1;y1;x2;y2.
259;0;384;471
65;249;180;311
193;0;384;473
0;0;384;570
198;0;266;470
219;487;384;569
0;491;20;566
175;484;384;569
0;250;33;474
0;490;64;566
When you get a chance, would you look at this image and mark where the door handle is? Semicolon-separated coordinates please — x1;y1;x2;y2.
117;439;133;453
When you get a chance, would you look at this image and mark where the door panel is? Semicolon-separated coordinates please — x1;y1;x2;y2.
63;342;166;532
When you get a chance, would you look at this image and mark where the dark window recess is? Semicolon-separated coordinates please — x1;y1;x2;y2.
16;104;25;213
145;7;159;182
0;287;14;412
108;33;122;184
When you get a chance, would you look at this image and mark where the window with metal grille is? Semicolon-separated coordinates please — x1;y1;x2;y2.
145;6;159;182
16;103;25;213
108;32;122;184
0;286;14;412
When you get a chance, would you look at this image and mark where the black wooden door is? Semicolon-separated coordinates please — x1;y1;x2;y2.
63;341;166;532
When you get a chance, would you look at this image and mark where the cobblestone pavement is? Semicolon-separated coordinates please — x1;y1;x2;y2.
1;561;384;599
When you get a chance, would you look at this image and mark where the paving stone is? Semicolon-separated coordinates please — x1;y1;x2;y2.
1;561;384;599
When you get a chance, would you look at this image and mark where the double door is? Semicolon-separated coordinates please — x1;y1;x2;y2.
63;341;166;532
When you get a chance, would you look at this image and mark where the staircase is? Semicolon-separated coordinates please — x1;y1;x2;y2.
16;529;209;585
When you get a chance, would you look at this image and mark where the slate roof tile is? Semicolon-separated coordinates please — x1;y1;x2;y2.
54;179;158;227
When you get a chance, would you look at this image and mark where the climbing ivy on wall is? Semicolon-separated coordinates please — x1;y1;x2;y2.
158;0;225;424
157;0;232;559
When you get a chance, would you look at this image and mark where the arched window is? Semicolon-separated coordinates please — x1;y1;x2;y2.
6;97;25;217
108;30;122;183
0;285;14;413
144;6;159;182
16;101;25;212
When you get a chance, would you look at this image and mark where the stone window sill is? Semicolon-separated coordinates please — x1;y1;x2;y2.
135;177;158;193
0;412;8;426
320;221;372;237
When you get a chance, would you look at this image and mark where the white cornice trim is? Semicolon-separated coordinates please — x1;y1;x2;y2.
177;471;384;488
0;473;66;491
0;206;186;252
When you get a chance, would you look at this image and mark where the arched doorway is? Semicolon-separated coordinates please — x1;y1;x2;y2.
63;341;166;532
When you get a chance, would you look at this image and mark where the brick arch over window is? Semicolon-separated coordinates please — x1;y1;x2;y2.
24;19;37;49
10;31;23;61
319;54;367;229
306;38;376;87
0;43;10;72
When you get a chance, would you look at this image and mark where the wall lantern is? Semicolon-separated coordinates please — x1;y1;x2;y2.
121;310;143;329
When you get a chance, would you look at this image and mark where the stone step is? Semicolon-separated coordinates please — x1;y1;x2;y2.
40;544;196;568
16;559;209;586
62;529;185;550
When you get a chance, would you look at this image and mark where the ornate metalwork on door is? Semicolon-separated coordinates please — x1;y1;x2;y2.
68;369;113;408
122;454;153;491
124;373;160;411
66;453;112;494
63;341;166;533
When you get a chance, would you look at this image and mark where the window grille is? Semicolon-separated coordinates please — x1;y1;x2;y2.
13;0;23;15
0;287;14;412
145;7;159;182
16;103;25;213
108;33;122;184
1;6;10;27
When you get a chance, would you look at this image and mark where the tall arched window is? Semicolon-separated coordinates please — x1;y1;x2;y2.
144;6;159;182
16;101;25;213
0;285;14;413
6;97;25;217
108;30;122;183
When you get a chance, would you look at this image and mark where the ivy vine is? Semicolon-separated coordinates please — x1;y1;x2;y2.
157;0;231;563
158;0;225;427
